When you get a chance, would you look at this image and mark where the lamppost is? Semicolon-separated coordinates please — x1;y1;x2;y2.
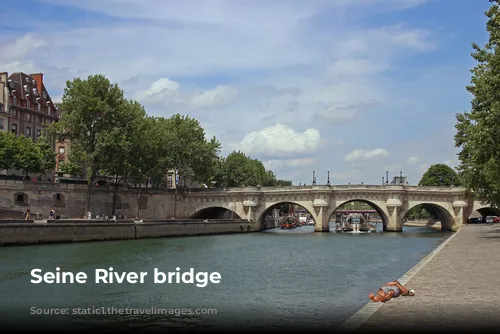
312;171;316;185
327;171;330;186
386;171;389;184
382;176;384;185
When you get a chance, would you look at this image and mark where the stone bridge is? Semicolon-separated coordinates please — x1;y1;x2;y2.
182;185;497;232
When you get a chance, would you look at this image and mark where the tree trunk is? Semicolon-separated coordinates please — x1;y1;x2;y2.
84;166;98;218
136;183;142;219
112;183;118;216
173;190;177;219
112;175;125;216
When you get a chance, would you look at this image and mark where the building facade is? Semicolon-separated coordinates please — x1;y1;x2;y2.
0;73;9;132
1;72;60;177
2;72;59;139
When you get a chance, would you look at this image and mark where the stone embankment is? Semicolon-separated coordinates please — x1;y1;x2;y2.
0;218;276;246
403;219;442;229
338;224;500;332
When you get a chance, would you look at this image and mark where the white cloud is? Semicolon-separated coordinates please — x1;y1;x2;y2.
407;156;419;164
235;123;321;158
133;78;237;110
265;158;317;170
345;148;389;162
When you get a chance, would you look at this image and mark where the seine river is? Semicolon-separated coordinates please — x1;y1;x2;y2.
0;225;451;331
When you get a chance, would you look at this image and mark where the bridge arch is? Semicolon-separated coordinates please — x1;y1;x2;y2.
256;201;317;227
326;199;390;230
467;204;500;223
403;203;455;231
189;206;243;220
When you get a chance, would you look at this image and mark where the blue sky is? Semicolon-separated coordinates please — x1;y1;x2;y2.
0;0;492;185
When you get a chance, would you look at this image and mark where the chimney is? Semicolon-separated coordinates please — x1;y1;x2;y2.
31;73;43;94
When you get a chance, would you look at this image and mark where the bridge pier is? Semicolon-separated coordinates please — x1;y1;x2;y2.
385;198;403;232
313;200;330;232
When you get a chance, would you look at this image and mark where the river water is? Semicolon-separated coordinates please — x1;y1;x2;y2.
0;225;451;332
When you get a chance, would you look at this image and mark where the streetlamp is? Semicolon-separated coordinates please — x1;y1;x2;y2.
382;176;384;185
312;171;316;185
386;171;389;184
327;171;330;186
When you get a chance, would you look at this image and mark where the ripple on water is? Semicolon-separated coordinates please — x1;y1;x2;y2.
0;226;450;330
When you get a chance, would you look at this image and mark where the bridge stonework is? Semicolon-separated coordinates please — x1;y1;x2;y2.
182;185;487;232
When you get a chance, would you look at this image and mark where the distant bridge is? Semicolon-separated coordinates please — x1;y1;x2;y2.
182;185;498;232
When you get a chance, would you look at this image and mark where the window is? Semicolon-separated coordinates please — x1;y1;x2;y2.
38;116;42;124
167;174;174;188
26;127;31;137
27;101;30;109
25;113;31;122
0;119;3;129
13;96;17;105
9;107;17;118
37;129;41;137
59;147;65;154
37;103;41;112
11;124;17;135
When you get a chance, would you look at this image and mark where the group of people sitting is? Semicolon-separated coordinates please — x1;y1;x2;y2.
369;280;415;302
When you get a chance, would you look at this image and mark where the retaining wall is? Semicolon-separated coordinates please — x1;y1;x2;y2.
0;219;271;246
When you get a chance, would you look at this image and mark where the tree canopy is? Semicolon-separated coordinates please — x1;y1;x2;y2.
0;131;55;177
418;164;462;187
47;74;290;216
212;150;292;187
455;1;500;206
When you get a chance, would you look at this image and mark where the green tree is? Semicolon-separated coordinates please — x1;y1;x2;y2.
128;116;164;218
157;114;221;217
276;179;293;186
35;136;56;174
418;164;461;187
455;1;500;206
13;135;41;177
213;150;287;187
0;131;19;172
56;74;127;216
100;100;146;215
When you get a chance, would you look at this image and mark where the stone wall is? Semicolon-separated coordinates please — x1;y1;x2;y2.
0;180;182;219
0;219;265;246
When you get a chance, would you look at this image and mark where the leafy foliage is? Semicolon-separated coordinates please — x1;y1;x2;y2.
418;164;462;187
213;150;292;187
0;132;55;176
455;1;500;206
48;74;291;215
0;131;19;171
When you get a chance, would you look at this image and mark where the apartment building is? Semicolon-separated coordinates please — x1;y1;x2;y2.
2;72;59;140
0;73;9;132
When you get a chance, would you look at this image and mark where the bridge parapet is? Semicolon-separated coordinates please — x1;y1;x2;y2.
184;185;467;194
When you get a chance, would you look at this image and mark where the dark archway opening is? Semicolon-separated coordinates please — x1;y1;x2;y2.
329;200;388;233
403;204;455;231
258;202;316;232
190;207;242;220
468;207;500;223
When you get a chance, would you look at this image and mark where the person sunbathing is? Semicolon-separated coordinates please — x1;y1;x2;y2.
368;280;415;302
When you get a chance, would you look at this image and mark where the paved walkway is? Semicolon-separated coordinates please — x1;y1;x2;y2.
348;224;500;333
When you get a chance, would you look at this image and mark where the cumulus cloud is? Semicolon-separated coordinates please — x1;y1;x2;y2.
344;148;389;162
133;78;237;110
265;158;317;170
235;123;321;158
407;156;419;164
